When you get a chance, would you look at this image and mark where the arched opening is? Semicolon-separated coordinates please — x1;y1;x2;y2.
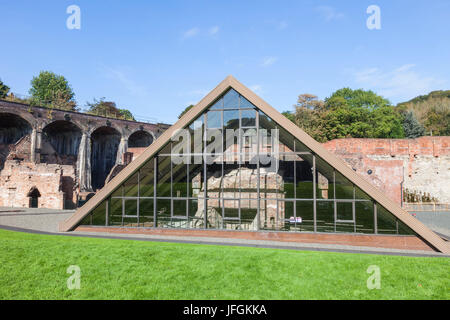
42;120;82;165
128;130;153;148
27;187;41;208
0;113;32;169
91;126;121;191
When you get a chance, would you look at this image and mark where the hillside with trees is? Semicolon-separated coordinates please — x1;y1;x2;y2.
397;90;450;136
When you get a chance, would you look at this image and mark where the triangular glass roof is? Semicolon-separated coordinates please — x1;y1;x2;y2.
61;76;449;253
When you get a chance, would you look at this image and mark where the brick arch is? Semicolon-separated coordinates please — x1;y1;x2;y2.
127;129;155;148
90;126;122;191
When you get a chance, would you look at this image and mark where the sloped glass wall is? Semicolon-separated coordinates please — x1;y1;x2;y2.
80;88;414;236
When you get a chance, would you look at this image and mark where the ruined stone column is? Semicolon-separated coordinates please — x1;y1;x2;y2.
30;128;42;163
115;137;128;165
77;132;92;192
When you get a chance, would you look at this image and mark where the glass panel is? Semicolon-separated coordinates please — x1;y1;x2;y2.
355;201;374;234
279;200;294;231
188;199;204;228
241;109;256;127
315;156;335;200
223;88;239;109
172;163;188;198
157;156;171;197
296;201;314;231
188;162;203;198
335;172;354;200
109;197;122;226
139;159;154;197
124;199;138;216
189;117;203;158
207;111;222;129
139;199;154;227
277;126;295;153
240;207;257;231
296;154;314;199
123;217;138;227
337;202;353;221
206;198;221;229
206;163;222;198
279;158;294;199
156;198;171;227
209;97;223;110
240;96;255;109
377;204;398;234
173;199;187;217
87;201;106;226
316;201;334;233
223;110;240;129
124;171;139;197
259;197;277;230
295;139;310;153
336;201;355;233
222;163;239;197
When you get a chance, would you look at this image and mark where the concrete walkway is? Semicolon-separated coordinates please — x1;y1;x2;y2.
0;207;448;258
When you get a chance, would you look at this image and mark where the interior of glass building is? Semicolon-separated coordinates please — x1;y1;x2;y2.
79;88;414;236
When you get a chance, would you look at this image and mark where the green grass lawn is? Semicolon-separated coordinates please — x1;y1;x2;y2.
0;228;448;300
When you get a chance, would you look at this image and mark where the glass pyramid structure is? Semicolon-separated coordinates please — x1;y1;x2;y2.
60;76;449;253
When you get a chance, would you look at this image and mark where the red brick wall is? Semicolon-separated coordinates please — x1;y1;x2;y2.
323;137;450;204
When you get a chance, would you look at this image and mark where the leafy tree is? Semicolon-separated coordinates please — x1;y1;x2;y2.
0;78;10;98
29;71;76;111
86;98;135;120
403;111;425;138
326;87;391;109
288;89;405;142
178;104;194;119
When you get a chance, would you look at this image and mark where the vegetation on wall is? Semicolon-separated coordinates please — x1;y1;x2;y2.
86;97;135;121
0;78;10;98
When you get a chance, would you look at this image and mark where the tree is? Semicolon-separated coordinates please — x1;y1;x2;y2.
178;104;194;119
86;97;135;120
0;78;10;98
291;94;326;141
403;111;425;138
287;88;405;142
29;71;76;111
321;88;404;140
397;91;450;136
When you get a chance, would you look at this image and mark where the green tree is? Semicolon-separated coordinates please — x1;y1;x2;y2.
403;111;426;138
86;98;135;120
29;71;76;111
0;78;10;98
178;104;194;119
322;88;404;140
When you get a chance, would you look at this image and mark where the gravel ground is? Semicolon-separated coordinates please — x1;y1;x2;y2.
0;207;74;233
411;211;450;238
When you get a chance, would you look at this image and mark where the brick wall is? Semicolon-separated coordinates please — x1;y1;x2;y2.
323;137;450;204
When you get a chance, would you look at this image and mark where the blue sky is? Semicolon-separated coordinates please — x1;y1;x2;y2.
1;0;449;124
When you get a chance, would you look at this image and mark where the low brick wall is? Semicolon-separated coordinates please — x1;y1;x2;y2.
75;226;435;252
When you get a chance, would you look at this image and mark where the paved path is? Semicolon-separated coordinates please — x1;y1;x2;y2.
0;207;448;258
0;207;74;233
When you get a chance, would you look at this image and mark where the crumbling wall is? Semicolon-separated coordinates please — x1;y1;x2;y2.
0;161;76;209
323;137;450;205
